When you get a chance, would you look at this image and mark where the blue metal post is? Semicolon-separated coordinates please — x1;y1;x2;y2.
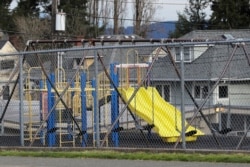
110;64;119;147
91;79;99;146
47;73;56;147
81;73;87;147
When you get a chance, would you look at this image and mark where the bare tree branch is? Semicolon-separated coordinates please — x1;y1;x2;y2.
133;0;157;37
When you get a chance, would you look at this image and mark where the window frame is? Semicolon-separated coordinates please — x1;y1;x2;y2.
218;85;229;99
193;84;209;99
174;46;193;62
155;84;171;102
0;60;15;70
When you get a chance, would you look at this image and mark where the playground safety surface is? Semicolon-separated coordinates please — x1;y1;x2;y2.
1;129;250;150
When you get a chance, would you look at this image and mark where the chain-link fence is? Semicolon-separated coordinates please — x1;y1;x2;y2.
1;35;250;150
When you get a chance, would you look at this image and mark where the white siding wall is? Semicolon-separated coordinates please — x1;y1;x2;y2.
0;41;19;99
229;84;250;106
213;83;250;107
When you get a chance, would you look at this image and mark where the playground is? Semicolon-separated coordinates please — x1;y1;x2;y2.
1;35;250;150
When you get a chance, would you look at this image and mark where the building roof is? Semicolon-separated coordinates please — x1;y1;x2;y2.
0;40;7;50
151;29;250;81
180;29;250;40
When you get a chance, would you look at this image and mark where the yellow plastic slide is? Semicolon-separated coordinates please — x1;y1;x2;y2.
119;87;204;142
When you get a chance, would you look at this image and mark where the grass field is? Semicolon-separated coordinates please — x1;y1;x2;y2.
0;149;250;163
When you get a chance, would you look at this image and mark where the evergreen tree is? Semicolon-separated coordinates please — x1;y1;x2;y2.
9;0;101;40
209;0;250;29
9;0;51;49
12;0;41;17
59;0;103;38
0;0;15;33
169;0;209;38
11;0;100;39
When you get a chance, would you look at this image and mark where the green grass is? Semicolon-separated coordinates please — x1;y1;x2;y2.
0;149;250;163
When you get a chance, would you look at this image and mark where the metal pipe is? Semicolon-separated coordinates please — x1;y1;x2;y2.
94;48;100;147
18;54;24;146
180;46;186;149
25;38;250;45
1;39;250;57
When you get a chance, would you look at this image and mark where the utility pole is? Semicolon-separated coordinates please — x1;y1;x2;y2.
51;0;58;72
51;0;58;37
113;0;118;34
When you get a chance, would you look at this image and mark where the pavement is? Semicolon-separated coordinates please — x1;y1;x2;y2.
0;156;249;167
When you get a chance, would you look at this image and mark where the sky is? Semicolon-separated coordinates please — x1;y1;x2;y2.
123;0;211;26
10;0;17;9
148;0;212;22
120;0;190;26
153;0;189;21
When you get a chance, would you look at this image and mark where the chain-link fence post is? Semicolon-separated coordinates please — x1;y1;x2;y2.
94;48;100;147
180;45;186;149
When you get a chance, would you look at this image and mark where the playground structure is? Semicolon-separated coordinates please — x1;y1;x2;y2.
119;86;203;143
1;35;250;150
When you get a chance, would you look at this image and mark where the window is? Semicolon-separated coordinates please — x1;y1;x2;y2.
0;60;15;70
194;85;209;99
219;85;228;98
175;47;192;62
202;86;209;98
156;85;170;102
194;86;201;98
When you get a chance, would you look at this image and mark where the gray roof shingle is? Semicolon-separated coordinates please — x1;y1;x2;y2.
151;30;250;81
181;29;250;40
0;40;7;50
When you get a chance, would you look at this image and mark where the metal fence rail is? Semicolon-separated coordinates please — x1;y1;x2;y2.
0;37;250;150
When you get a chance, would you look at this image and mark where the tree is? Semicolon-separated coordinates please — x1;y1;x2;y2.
12;0;42;17
98;0;112;29
113;0;127;34
113;0;119;34
12;0;100;39
14;16;51;49
59;0;104;38
9;0;51;50
209;0;250;29
88;0;99;29
0;0;15;33
169;0;209;38
133;0;157;37
88;0;127;35
58;0;89;37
